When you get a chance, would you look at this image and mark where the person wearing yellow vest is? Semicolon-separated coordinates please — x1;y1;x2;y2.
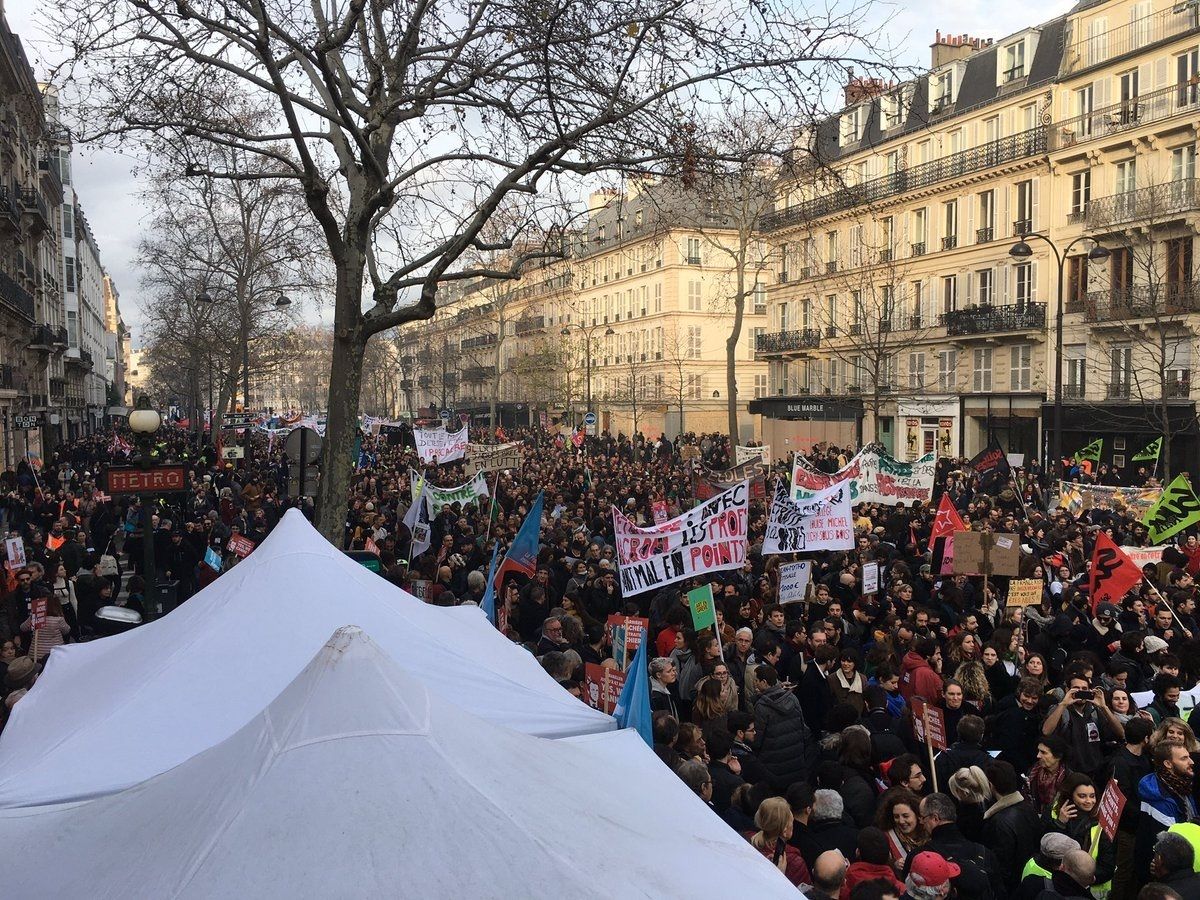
1017;832;1081;897
1045;773;1114;899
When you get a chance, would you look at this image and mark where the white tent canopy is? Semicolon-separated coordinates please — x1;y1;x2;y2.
0;509;612;808
0;628;796;898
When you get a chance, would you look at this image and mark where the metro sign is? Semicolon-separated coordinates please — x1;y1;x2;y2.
106;466;188;494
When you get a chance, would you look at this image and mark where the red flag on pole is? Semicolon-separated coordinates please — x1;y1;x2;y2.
928;494;966;550
1088;532;1143;614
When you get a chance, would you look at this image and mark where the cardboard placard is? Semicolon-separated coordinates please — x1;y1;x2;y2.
409;578;430;601
778;561;812;605
680;445;701;461
4;537;25;572
1006;578;1044;607
583;663;627;714
952;532;1020;577
227;534;256;559
30;597;47;630
1098;779;1127;842
606;614;650;671
862;561;879;596
924;704;947;751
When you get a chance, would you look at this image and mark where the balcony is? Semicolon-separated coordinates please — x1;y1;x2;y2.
0;271;34;321
1013;219;1031;236
52;325;67;346
514;315;545;336
0;364;13;390
463;365;495;382
941;302;1046;336
825;261;838;274
1107;382;1132;400
685;255;702;265
1081;284;1200;322
1069;180;1200;231
18;188;47;235
1063;6;1200;77
29;323;55;351
760;126;1047;231
1167;377;1191;398
879;249;893;263
942;236;957;251
81;348;93;370
0;186;17;231
49;377;66;400
755;328;821;354
825;326;838;338
399;379;414;391
910;241;926;257
416;350;434;364
417;375;433;389
976;227;994;244
400;355;415;367
1050;81;1200;153
65;350;87;368
1063;383;1086;400
460;333;497;351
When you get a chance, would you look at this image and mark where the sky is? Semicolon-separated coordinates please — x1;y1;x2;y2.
2;0;1075;347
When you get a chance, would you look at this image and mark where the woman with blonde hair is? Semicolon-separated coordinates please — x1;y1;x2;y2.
744;797;810;887
1151;716;1200;752
948;765;991;842
953;660;993;715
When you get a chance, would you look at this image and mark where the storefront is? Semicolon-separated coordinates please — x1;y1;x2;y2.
747;396;864;455
1042;400;1198;475
962;393;1044;462
896;397;959;463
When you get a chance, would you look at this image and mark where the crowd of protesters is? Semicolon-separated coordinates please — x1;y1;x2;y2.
3;420;1200;898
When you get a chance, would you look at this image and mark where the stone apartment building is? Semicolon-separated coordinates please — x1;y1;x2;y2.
754;0;1200;473
395;181;770;440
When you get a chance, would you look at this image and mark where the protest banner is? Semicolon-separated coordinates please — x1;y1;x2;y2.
680;445;701;461
934;534;955;576
687;584;716;631
762;481;854;554
1097;779;1127;843
416;471;490;515
910;697;947;791
465;442;523;475
30;597;47;630
968;439;1011;485
862;561;879;596
952;532;1020;577
612;481;749;596
607;614;650;672
778;561;812;605
4;536;25;571
408;579;430;601
735;445;770;465
1143;473;1200;543
413;423;469;464
694;461;767;501
791;446;935;506
1120;545;1167;568
227;534;256;559
1088;533;1144;614
651;501;669;525
583;663;627;714
1055;481;1161;517
1133;683;1200;713
1006;579;1044;607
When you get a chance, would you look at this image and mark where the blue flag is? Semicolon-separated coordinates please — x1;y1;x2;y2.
204;546;223;573
613;638;652;746
480;542;500;626
493;491;544;593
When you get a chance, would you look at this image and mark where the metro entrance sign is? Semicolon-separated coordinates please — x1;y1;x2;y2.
107;466;189;494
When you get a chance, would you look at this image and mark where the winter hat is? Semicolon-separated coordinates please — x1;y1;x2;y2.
1039;832;1080;862
1144;635;1170;655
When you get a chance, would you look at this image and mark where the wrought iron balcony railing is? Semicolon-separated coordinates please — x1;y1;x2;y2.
1081;284;1200;321
0;271;35;321
754;328;821;354
514;315;545;336
941;302;1046;336
1067;179;1200;229
1063;6;1200;76
1050;81;1200;153
460;333;498;351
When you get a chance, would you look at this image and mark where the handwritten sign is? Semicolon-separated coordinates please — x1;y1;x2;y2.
778;561;812;605
1098;779;1127;842
584;663;627;714
862;561;879;596
1007;579;1044;607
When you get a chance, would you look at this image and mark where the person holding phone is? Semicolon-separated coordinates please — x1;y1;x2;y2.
1042;669;1126;780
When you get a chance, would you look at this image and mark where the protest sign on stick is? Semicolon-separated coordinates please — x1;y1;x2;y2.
1006;579;1044;607
778;561;811;605
1097;779;1126;844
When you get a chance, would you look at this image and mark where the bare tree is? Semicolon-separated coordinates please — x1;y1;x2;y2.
52;0;884;543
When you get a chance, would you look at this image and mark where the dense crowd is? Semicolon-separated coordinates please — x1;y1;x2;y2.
3;422;1200;898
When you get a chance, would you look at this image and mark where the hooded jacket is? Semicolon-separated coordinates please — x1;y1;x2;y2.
753;684;813;790
899;649;943;702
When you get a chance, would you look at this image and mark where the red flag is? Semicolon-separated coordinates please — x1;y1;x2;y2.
928;494;966;550
1088;532;1143;614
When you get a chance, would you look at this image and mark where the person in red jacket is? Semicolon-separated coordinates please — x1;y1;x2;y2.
842;827;904;898
899;637;944;703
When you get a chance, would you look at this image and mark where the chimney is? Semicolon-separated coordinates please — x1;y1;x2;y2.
587;187;619;218
843;75;893;107
930;30;994;69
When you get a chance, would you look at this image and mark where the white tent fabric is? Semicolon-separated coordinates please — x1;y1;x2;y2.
0;509;612;808
0;627;797;899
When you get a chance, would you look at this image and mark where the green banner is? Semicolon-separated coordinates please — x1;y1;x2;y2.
1132;437;1162;462
1143;474;1200;543
1075;438;1103;462
687;583;716;632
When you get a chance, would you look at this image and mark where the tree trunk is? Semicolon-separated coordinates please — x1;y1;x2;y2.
315;326;365;546
726;257;747;449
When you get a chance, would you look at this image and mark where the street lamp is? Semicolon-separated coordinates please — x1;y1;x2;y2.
1009;234;1111;476
196;291;217;443
128;394;163;610
561;322;615;424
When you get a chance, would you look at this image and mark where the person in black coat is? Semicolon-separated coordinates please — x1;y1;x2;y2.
908;792;1002;900
983;760;1045;893
799;644;838;735
934;715;991;789
987;676;1044;773
705;729;745;814
752;665;815;791
793;788;859;872
861;684;906;763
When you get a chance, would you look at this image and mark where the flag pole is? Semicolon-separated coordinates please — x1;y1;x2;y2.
484;469;498;542
1143;575;1193;639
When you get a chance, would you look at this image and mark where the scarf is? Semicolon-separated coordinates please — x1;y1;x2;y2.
1028;763;1067;812
835;669;863;694
1160;764;1195;802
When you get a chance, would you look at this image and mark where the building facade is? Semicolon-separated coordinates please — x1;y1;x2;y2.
102;273;128;408
756;1;1200;473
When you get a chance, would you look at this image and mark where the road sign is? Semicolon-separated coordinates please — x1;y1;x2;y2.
107;466;188;494
221;445;245;460
288;464;321;497
12;414;39;430
284;427;323;464
439;408;451;421
583;411;597;426
223;412;254;427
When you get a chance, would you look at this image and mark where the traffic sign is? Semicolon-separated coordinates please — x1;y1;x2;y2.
221;445;245;460
583;411;597;426
107;466;189;494
439;408;451;421
13;414;40;430
284;427;323;464
223;412;254;427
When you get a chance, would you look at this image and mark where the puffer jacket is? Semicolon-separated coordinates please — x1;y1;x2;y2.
753;684;814;791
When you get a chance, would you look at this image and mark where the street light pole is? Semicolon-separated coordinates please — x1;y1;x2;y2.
1009;234;1111;476
561;322;614;427
128;394;162;611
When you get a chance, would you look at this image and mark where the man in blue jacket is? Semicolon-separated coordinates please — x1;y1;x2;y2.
1136;740;1198;883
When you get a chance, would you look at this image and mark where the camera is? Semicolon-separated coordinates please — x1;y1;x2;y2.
1072;689;1092;701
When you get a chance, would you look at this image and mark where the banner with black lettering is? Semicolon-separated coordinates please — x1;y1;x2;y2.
694;461;767;501
763;481;854;554
612;481;749;596
1142;474;1200;544
791;445;935;506
1088;531;1144;615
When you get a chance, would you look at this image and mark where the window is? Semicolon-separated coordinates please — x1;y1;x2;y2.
634;210;643;228
59;148;71;185
1086;17;1108;67
1002;40;1026;82
942;275;957;314
654;283;662;312
851;291;863;332
597;225;606;242
779;301;790;331
687;280;702;311
911;208;927;253
878;217;894;259
65;258;76;293
972;348;993;392
976;269;993;306
881;355;897;389
1178;48;1199;109
908;352;926;389
1071;171;1091;215
1010;345;1031;390
931;69;955;112
884;150;900;175
753;374;767;398
1067;255;1089;305
1015;262;1035;308
1118;68;1140;125
1066;344;1087;397
910;281;924;326
839;107;865;146
686;374;704;400
1110;344;1132;397
978;191;994;240
938;349;958;392
1014;180;1034;234
1074;85;1094;137
942;200;957;249
825;295;838;331
1116;159;1137;194
1173;146;1197;201
67;310;78;345
686;326;702;359
686;237;702;265
849;224;864;267
825;231;838;270
801;298;812;328
1167;338;1192;397
882;91;906;129
1110;246;1134;294
752;282;767;315
62;203;74;239
1166;237;1193;290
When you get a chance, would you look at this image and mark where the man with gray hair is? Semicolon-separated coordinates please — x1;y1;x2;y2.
1152;830;1200;895
1034;848;1094;898
674;760;713;808
803;789;857;865
912;793;1000;899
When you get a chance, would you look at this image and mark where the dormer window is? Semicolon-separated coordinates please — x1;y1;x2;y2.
930;70;957;113
1002;40;1026;82
882;91;906;129
597;225;606;242
839;106;866;147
